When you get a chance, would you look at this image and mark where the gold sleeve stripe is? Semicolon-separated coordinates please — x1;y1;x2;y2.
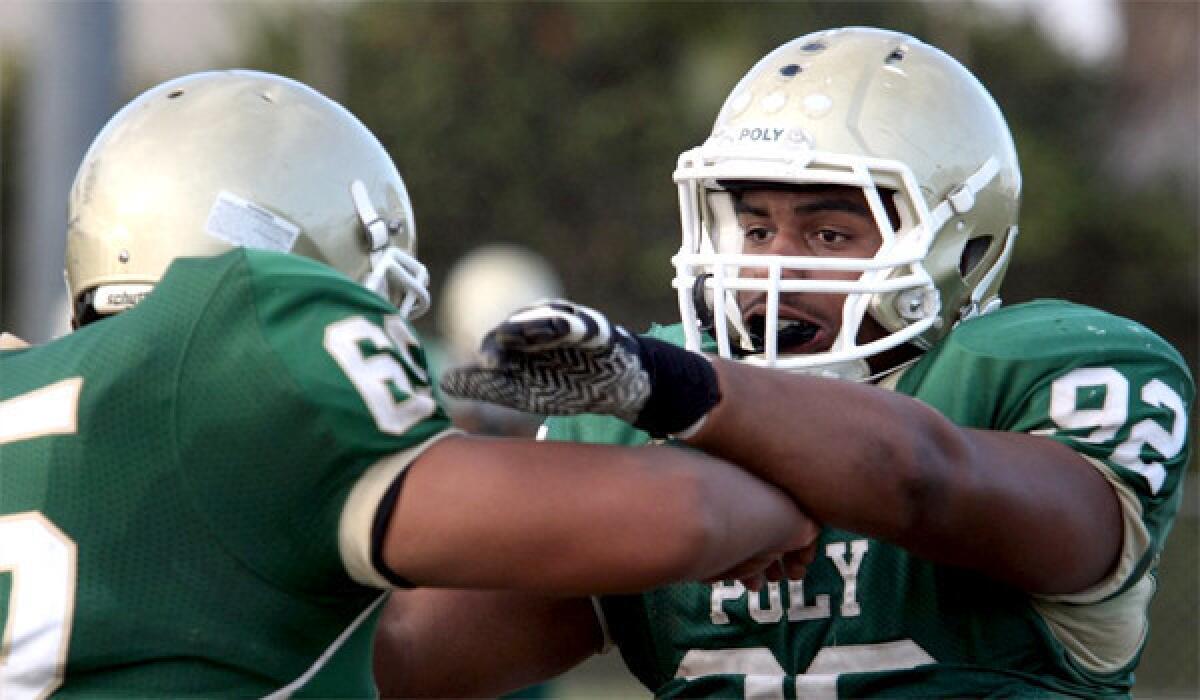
1031;454;1154;673
1035;454;1151;604
338;429;461;589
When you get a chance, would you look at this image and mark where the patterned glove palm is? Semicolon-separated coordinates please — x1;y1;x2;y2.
440;300;720;438
441;301;652;422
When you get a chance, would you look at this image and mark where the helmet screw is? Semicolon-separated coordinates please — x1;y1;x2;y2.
896;289;932;320
118;250;130;263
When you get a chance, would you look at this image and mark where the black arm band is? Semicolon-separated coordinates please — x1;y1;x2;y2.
632;335;722;438
370;469;417;589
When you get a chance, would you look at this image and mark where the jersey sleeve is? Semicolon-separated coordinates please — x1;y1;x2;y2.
908;301;1193;602
172;250;453;593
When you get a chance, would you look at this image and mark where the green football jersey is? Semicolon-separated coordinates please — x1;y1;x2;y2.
544;300;1194;699
0;249;451;698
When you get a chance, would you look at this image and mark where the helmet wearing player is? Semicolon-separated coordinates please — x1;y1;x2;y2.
435;26;1192;700
672;26;1020;379
438;243;564;436
5;69;817;699
66;69;429;327
439;243;564;369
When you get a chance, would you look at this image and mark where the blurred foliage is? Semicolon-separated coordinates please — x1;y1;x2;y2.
0;49;23;328
238;1;1196;378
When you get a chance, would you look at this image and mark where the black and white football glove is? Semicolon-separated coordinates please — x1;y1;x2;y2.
440;300;721;438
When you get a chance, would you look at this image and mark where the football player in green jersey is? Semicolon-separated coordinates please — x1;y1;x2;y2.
0;70;819;698
436;27;1194;698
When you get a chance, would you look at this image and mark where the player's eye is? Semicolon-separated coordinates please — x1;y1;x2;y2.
812;229;849;246
743;226;774;245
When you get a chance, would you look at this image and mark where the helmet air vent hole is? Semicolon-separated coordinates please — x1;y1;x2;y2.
780;64;802;77
959;236;993;277
167;90;184;99
801;41;826;53
885;49;906;64
762;90;787;113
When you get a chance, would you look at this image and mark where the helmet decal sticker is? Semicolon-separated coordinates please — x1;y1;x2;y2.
204;190;301;253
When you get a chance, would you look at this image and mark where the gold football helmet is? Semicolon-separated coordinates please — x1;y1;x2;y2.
438;244;563;364
672;27;1021;378
437;243;564;437
66;69;428;326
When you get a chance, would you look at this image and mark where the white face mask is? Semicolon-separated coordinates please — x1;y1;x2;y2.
672;147;940;379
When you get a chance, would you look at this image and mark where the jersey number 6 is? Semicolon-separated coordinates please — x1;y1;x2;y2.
323;315;437;435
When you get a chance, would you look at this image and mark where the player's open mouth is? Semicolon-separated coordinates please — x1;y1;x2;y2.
743;313;821;354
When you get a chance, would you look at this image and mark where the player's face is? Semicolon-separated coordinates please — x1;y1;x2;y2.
733;185;888;356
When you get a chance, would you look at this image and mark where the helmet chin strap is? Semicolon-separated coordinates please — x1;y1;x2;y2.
367;248;430;319
351;180;431;320
928;157;1000;233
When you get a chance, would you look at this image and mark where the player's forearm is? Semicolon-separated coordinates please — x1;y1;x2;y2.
689;358;1123;592
690;357;951;537
662;442;819;582
383;436;814;594
374;590;599;698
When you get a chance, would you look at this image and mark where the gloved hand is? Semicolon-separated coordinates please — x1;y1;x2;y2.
440;300;721;438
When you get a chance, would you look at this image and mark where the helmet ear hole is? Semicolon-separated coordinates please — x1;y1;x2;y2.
880;189;902;232
959;236;993;277
72;291;103;329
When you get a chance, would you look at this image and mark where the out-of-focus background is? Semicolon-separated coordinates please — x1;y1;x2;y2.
0;1;1195;697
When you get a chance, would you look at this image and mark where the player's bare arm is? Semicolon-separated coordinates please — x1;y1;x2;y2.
377;434;818;594
374;590;599;698
692;357;1122;594
368;433;821;697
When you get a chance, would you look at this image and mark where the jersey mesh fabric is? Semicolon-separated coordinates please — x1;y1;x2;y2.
0;249;450;697
544;301;1193;699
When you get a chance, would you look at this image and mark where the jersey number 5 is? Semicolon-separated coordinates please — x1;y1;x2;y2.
1;378;82;700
